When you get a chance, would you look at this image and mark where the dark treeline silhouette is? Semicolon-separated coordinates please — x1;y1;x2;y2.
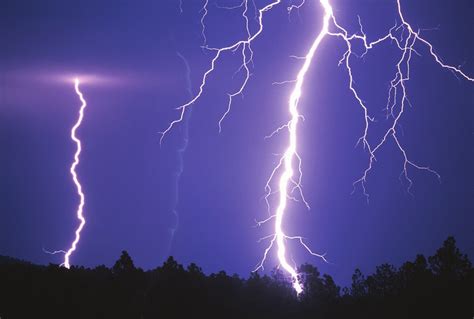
0;236;472;318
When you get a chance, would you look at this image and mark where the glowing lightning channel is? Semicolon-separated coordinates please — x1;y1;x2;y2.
163;0;473;294
62;78;88;269
256;0;334;294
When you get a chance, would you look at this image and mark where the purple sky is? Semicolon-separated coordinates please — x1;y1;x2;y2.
1;0;473;286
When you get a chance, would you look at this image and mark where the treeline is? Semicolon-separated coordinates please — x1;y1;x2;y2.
0;236;472;319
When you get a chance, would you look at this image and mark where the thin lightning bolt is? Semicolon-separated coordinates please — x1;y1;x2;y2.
167;52;194;251
163;0;473;293
200;0;209;46
60;78;88;269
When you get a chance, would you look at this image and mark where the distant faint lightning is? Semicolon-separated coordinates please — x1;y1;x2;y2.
163;0;473;293
200;0;209;46
167;52;194;250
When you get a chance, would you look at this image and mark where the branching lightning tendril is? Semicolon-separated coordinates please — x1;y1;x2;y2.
165;0;473;293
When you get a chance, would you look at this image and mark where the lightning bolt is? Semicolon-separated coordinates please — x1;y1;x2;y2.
163;0;473;293
50;78;88;269
167;52;194;251
58;78;88;269
200;0;209;46
64;78;88;269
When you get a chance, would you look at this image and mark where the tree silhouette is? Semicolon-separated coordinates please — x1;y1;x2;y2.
428;236;472;279
112;250;136;275
366;263;400;297
350;268;367;297
0;236;471;319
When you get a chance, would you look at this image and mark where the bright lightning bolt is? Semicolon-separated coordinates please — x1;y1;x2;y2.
252;0;334;294
163;0;473;294
59;78;88;269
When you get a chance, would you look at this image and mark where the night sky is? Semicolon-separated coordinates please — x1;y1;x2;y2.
1;0;473;287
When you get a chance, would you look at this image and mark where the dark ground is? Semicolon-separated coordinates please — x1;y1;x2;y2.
0;236;472;319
